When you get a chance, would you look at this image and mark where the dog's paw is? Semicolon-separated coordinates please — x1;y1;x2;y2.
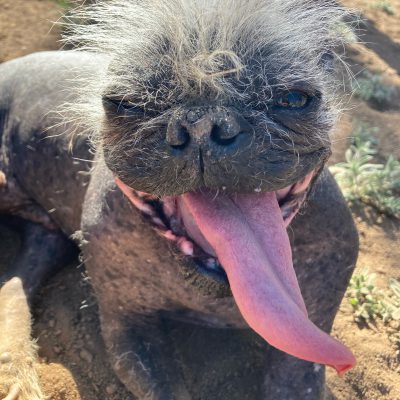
0;383;20;400
0;278;45;400
0;171;6;188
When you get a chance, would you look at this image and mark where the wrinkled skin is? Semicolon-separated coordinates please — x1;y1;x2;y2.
0;52;358;399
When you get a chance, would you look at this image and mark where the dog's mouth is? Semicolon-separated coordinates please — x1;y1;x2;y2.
115;173;314;283
115;170;355;375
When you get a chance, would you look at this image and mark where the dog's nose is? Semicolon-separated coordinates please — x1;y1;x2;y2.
166;107;251;151
210;122;241;146
166;125;191;149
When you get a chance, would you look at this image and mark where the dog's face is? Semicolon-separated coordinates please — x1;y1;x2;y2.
98;3;338;198
69;0;356;372
101;56;332;197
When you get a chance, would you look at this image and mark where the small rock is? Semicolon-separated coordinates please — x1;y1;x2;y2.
48;319;56;328
389;320;400;329
0;352;12;363
53;345;62;354
106;384;117;395
80;349;93;363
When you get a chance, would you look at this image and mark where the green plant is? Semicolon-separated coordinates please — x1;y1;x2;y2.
351;120;379;146
388;279;400;320
371;1;396;15
353;71;395;106
330;123;400;218
347;272;400;324
53;0;73;9
347;272;386;322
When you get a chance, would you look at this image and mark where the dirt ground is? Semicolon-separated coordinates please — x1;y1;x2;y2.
0;0;399;399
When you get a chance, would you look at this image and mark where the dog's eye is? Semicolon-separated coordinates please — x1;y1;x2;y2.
275;91;310;109
103;97;144;114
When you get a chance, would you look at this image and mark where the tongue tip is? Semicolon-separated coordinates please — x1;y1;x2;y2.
331;357;356;376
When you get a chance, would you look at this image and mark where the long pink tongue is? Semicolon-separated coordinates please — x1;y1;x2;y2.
181;191;355;374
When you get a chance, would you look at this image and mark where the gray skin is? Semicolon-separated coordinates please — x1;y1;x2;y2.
0;52;358;400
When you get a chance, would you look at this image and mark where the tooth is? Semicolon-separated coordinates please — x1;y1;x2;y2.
162;230;177;241
152;217;165;227
178;239;194;256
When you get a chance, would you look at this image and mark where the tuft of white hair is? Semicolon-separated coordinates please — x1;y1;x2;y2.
61;0;356;144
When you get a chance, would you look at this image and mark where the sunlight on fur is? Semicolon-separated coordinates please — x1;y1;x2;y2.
0;278;44;400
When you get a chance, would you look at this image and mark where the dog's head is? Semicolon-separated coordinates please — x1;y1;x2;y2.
68;0;355;373
95;1;341;196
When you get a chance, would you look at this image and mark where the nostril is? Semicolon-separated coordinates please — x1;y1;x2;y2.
167;126;190;150
210;125;238;146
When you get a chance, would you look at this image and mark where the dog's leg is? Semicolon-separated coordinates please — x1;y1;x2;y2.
0;219;77;300
0;220;76;400
263;171;358;399
99;313;191;400
82;237;191;395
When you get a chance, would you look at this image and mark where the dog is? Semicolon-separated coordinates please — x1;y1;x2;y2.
0;1;358;399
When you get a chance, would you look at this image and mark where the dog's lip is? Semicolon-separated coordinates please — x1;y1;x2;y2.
115;170;316;284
